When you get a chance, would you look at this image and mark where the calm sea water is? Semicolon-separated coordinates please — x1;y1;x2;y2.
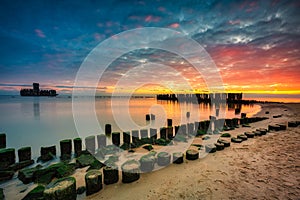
0;95;261;158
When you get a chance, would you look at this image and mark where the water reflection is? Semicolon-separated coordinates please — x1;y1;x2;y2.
33;100;40;120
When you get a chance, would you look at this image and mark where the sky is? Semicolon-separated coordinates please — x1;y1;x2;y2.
0;0;299;95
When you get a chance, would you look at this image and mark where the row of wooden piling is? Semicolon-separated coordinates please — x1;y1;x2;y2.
0;115;267;169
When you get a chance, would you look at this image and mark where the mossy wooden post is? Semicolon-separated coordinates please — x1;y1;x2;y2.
103;165;119;185
186;149;199;160
121;160;140;183
40;146;56;162
97;134;106;148
85;136;95;155
167;119;172;127
0;148;15;168
43;177;76;200
73;138;82;157
60;139;72;159
173;152;184;164
157;152;171;166
105;124;112;135
150;128;157;141
112;132;120;146
18;147;31;162
123;132;131;145
132;130;139;144
160;127;167;139
167;126;173;139
0;133;6;149
140;129;148;139
85;170;103;196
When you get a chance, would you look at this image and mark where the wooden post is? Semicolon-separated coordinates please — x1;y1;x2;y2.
105;124;112;135
112;132;120;146
0;133;6;149
85;136;95;154
85;170;103;196
73;138;82;156
18;147;31;162
60;139;72;159
97;134;106;148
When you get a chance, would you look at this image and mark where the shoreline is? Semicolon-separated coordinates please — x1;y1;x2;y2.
85;102;300;200
1;102;299;199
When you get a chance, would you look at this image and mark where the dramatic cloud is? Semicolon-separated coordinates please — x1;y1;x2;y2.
0;0;299;94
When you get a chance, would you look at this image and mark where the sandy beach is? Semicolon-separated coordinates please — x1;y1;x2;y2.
83;103;300;200
1;103;299;200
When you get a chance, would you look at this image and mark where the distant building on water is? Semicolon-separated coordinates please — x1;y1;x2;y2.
20;83;58;97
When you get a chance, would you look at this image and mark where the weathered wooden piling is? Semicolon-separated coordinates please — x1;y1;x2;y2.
257;128;268;135
174;126;180;136
149;128;157;140
167;119;172;127
85;170;103;196
215;143;225;151
140;129;148;139
244;132;255;138
186;149;199;160
0;148;15;168
103;165;119;185
123;132;131;145
194;122;200;131
146;114;150;121
85;136;96;154
172;152;184;164
268;125;280;131
217;139;230;147
231;137;243;143
180;124;187;136
237;134;247;141
132;130;139;144
121;160;140;183
160;127;167;140
60;139;72;159
187;123;194;135
150;114;155;120
0;133;6;149
167;127;173;139
112;132;120;146
97;134;106;148
186;112;190;118
43;177;76;200
241;113;246;118
139;155;155;172
288;121;298;127
18;147;31;162
73;138;82;157
105;124;112;135
40;146;56;162
205;144;217;153
157;152;171;166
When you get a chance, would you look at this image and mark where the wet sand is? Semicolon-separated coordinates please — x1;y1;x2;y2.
86;103;300;200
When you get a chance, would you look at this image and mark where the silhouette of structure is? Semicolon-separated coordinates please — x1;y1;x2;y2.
20;83;58;97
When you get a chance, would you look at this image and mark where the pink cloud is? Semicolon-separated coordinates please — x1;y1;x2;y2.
168;23;180;28
144;15;161;22
35;29;46;38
